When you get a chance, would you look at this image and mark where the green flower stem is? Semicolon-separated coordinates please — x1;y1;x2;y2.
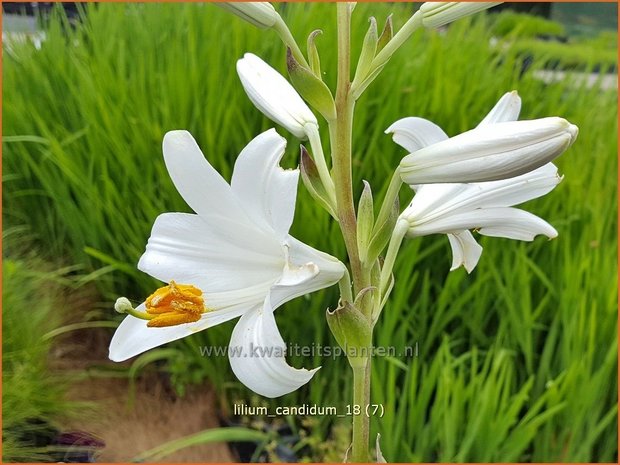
306;123;337;208
379;219;409;296
273;16;309;68
375;167;403;232
371;10;422;72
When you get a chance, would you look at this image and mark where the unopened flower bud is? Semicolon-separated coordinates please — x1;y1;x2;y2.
217;2;279;29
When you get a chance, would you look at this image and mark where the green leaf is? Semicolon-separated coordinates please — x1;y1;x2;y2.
133;427;269;462
377;15;393;52
357;180;375;263
300;145;338;219
287;47;336;121
307;29;323;77
356;17;378;82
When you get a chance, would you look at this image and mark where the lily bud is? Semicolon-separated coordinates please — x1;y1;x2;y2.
419;2;502;29
398;117;578;184
217;2;279;29
237;53;318;139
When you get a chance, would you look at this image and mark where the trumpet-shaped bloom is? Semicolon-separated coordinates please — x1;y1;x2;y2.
388;91;578;185
109;129;344;398
217;3;279;29
419;2;502;29
399;163;561;271
393;92;569;272
237;53;317;139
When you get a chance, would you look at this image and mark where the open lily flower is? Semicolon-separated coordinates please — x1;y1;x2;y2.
399;163;562;271
109;129;344;398
392;92;570;272
388;91;578;184
237;53;318;139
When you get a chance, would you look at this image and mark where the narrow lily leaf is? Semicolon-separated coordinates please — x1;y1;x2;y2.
287;48;336;121
377;15;393;53
367;196;399;264
307;29;323;78
357;180;375;263
300;145;338;219
356;17;378;83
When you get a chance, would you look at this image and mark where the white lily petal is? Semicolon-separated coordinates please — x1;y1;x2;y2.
404;163;561;223
109;302;250;362
217;2;278;29
478;90;522;126
409;207;557;241
400;117;578;184
447;230;483;273
420;2;502;28
163;130;249;228
231;129;298;239
237;53;317;139
138;213;282;292
268;236;345;309
229;302;319;398
385;116;448;153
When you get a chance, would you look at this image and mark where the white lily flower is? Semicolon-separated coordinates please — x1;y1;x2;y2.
389;91;578;185
109;129;344;398
419;2;502;29
399;162;562;271
392;92;568;272
217;3;279;29
237;53;318;139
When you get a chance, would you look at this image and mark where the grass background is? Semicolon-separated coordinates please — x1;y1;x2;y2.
3;2;617;462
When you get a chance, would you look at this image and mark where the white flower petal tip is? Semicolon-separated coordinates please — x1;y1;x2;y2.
399;117;578;184
237;53;317;139
478;90;522;126
420;2;502;29
229;306;320;398
217;2;279;29
385;117;449;153
447;231;482;273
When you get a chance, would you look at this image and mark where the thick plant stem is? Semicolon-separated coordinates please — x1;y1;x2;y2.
352;359;371;462
332;5;373;462
332;3;366;295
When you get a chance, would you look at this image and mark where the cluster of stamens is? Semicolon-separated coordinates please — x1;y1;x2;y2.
144;280;205;327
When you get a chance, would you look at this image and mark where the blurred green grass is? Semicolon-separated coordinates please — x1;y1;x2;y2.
3;3;617;462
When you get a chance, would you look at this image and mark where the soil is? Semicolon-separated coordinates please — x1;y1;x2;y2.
63;373;235;462
51;313;235;463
